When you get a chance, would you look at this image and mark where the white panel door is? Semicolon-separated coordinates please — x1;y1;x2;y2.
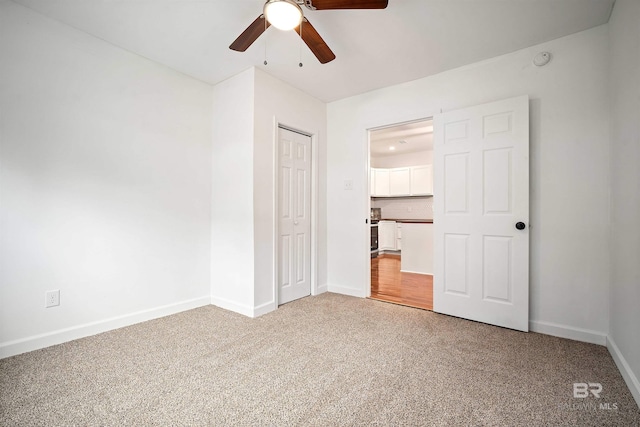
433;95;529;331
278;128;311;305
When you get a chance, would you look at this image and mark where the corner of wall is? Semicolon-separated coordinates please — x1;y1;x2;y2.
607;336;640;409
529;320;607;346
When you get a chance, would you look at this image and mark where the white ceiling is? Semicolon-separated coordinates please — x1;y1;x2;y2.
11;0;614;102
370;119;433;157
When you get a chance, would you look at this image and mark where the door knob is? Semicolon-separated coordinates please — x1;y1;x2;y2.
515;222;526;230
294;220;299;225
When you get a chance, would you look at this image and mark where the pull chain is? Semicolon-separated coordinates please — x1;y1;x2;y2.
264;16;268;65
298;20;303;67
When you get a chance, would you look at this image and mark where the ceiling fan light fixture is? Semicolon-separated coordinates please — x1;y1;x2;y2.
264;0;303;31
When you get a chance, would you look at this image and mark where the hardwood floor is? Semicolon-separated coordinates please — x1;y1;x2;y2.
370;255;433;310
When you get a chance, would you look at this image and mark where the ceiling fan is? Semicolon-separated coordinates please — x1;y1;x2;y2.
229;0;389;64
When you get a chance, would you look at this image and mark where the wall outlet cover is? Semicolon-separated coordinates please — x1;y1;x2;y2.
46;290;60;308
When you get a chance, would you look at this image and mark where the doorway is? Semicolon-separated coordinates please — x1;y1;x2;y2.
368;119;434;310
364;96;530;331
277;126;312;305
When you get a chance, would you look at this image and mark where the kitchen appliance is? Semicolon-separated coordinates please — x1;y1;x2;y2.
370;222;379;258
370;208;381;222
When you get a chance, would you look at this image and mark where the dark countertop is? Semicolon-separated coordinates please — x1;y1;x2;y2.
381;219;433;224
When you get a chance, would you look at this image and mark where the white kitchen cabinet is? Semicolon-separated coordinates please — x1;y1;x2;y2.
395;223;402;250
370;165;432;197
378;221;396;250
400;223;434;274
373;168;390;197
370;168;375;196
389;168;411;196
410;165;433;195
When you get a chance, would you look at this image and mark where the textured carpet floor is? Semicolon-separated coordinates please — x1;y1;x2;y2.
1;293;639;426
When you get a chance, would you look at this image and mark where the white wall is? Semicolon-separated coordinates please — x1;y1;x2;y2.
327;26;611;342
0;0;213;357
253;68;327;311
210;67;327;317
371;150;433;168
210;68;256;315
608;0;640;407
372;197;433;221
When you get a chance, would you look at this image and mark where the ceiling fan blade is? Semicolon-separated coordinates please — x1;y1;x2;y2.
295;18;336;64
304;0;388;10
229;15;270;52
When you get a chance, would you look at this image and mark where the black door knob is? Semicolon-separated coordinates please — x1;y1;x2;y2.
515;222;526;230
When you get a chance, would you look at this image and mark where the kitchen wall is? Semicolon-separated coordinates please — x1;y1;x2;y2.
0;1;213;357
608;0;640;407
372;197;433;220
371;150;432;168
327;25;611;345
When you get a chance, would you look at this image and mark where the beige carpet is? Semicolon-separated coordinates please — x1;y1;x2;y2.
1;293;639;426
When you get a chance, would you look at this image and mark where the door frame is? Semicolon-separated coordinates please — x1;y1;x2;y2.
365;116;434;298
272;118;320;307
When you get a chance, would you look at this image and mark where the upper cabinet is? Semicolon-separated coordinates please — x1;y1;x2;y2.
371;165;433;197
410;165;433;196
389;168;411;196
372;168;390;196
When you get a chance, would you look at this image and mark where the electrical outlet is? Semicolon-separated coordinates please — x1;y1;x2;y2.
45;290;60;308
344;180;353;190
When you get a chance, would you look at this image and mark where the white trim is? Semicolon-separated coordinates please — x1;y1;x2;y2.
327;285;367;298
400;269;434;275
0;296;210;359
366;130;372;298
529;320;607;346
311;130;319;297
211;295;254;317
211;296;276;318
314;284;328;296
607;336;640;409
272;118;279;307
253;300;277;317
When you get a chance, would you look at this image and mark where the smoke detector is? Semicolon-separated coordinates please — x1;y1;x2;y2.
533;52;552;67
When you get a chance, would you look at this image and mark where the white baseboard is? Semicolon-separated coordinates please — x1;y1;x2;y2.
211;295;255;317
253;300;277;317
313;284;328;295
327;284;367;298
607;336;640;409
529;320;607;345
0;296;211;359
210;296;276;318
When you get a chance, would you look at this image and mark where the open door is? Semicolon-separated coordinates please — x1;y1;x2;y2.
433;95;529;331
